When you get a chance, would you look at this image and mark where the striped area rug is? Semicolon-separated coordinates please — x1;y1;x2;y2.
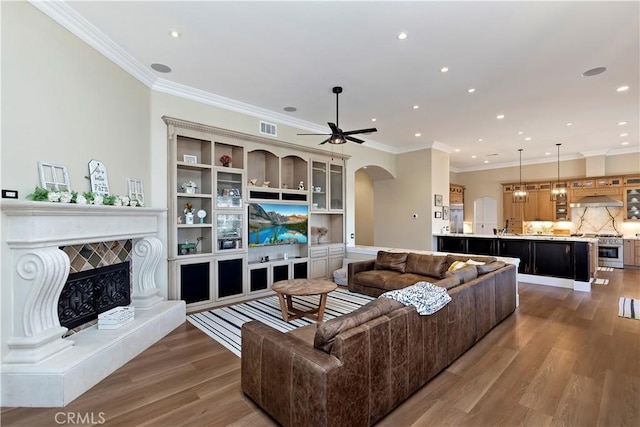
619;297;640;320
187;287;374;357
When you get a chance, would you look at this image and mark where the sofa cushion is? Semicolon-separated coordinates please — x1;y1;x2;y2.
477;260;507;275
450;264;478;284
436;274;461;290
405;253;447;279
353;270;403;289
314;298;404;353
374;251;409;273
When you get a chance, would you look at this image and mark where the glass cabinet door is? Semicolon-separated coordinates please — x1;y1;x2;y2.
312;161;327;210
216;213;243;251
330;164;343;210
216;170;243;208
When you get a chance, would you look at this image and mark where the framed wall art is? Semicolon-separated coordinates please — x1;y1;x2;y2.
183;154;198;164
434;194;443;206
435;211;442;219
443;206;449;220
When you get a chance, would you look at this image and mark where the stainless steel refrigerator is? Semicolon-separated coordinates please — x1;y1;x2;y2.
449;204;464;233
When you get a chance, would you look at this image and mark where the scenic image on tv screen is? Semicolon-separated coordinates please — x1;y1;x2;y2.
248;203;308;246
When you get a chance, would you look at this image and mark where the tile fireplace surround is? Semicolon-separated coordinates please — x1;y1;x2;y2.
0;201;186;407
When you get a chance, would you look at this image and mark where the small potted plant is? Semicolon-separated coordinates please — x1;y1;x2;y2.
181;180;197;194
219;154;232;167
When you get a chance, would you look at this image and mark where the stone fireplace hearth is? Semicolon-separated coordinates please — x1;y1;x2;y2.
1;201;185;407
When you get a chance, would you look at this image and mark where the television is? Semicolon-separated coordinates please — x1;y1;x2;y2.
248;203;308;246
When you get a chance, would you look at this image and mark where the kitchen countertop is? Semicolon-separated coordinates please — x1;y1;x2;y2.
434;233;599;243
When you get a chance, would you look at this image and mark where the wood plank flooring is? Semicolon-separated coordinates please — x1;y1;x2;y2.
2;268;639;426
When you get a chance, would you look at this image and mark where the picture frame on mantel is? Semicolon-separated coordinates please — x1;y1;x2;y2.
434;194;443;207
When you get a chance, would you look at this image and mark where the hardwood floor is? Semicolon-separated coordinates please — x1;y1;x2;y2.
2;268;639;426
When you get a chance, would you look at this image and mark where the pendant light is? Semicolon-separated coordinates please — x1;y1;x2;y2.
513;148;528;203
550;143;567;201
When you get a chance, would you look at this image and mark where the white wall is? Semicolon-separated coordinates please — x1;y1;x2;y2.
1;1;151;361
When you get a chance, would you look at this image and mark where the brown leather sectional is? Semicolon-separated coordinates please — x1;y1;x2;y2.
242;251;517;426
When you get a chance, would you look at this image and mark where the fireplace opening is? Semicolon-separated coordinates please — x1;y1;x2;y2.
58;261;131;332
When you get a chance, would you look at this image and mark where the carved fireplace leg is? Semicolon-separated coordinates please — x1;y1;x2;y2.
5;248;74;364
131;236;164;309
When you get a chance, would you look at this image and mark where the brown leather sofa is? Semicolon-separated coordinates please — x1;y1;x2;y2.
242;251;516;426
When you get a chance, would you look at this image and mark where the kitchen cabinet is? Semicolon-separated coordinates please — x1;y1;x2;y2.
450;184;464;204
624;187;640;221
623;239;640;267
522;183;553;221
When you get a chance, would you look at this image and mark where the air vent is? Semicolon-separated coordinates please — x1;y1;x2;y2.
260;121;277;136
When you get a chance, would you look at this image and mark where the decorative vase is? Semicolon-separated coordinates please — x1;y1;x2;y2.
186;187;195;194
185;213;194;224
222;162;230;168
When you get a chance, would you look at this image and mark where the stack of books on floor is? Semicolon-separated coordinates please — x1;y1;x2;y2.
98;306;135;329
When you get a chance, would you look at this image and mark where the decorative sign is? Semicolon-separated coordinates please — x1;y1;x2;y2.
88;159;110;196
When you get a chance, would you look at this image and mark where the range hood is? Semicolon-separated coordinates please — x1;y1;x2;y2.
569;195;624;208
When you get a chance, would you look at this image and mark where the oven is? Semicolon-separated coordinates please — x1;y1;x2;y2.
598;237;624;268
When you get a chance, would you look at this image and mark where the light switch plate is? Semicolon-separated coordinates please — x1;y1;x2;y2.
2;189;18;199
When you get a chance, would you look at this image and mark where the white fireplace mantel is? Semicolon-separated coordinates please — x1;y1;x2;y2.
1;200;186;407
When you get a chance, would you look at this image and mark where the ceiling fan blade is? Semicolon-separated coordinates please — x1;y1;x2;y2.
345;136;365;144
297;133;331;136
342;127;377;136
328;122;340;133
318;137;332;145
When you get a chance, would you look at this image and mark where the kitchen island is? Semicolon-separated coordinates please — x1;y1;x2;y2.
434;233;597;292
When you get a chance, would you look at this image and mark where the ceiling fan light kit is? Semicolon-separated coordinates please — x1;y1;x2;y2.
297;86;377;145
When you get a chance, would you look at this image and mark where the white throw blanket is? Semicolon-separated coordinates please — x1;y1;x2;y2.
380;281;451;315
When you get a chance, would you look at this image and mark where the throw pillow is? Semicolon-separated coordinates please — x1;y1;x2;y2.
465;259;485;265
374;251;408;273
448;260;467;271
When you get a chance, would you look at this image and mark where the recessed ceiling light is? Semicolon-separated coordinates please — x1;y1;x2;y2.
169;30;181;38
478;138;483;142
566;122;573;126
455;149;460;152
471;155;477;159
524;137;532;141
517;131;524;135
618;121;628;126
371;118;377;122
484;160;489;164
397;32;408;40
622;142;629;145
617;86;630;92
283;106;297;112
412;105;419;109
545;152;551;155
467;88;475;93
582;67;606;77
620;133;628;137
496;114;505;120
150;63;171;73
440;67;449;73
414;133;421;137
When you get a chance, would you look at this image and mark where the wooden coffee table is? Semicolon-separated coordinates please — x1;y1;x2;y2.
271;279;338;322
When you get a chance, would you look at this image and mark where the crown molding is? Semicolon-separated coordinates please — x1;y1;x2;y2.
29;0;156;88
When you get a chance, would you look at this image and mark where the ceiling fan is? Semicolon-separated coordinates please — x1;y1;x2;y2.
298;86;377;145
